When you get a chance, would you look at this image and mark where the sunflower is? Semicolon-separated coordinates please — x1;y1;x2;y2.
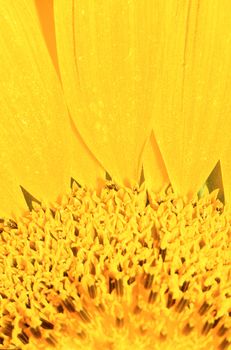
0;1;230;350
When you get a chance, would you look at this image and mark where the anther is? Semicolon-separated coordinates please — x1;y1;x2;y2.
88;285;97;299
148;290;157;304
160;248;167;262
218;325;228;337
71;246;78;257
167;292;176;308
138;260;145;266
180;281;190;292
3;322;13;337
109;277;116;294
40;318;54;330
78;308;91;323
90;262;96;275
97;303;105;313
139;326;147;335
115;279;123;296
198;302;211;316
182;323;194;335
144;274;154;289
30;327;42;338
46;335;57;347
17;331;29;344
6;219;18;229
106;183;118;191
202;285;211;292
64;297;76;312
133;305;142;314
57;304;64;313
212;317;221;329
116;318;124;328
201;321;213;335
219;339;230;350
128;277;135;285
77;331;87;339
176;298;188;313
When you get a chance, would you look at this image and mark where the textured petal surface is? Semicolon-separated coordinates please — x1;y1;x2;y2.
34;0;59;74
34;0;105;189
151;0;231;198
0;0;71;216
54;0;161;185
221;155;231;204
69;117;106;190
143;131;169;192
0;0;103;216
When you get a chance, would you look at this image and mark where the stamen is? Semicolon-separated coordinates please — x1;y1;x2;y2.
219;338;230;350
17;331;29;344
218;325;228;337
198;302;211;316
30;327;42;338
0;184;229;349
144;273;154;289
40;319;54;330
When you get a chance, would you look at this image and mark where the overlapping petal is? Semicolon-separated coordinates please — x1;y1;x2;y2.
35;0;106;189
0;0;103;216
151;0;231;198
54;0;163;185
34;0;60;74
143;131;169;192
2;0;230;218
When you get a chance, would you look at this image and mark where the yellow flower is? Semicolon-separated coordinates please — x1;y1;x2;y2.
0;1;230;350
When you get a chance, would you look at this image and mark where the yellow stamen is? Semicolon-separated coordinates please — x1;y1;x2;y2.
0;184;230;350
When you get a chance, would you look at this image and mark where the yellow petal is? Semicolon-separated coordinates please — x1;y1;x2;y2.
34;0;59;74
54;0;161;185
221;157;231;204
69;117;106;189
143;131;169;192
0;0;103;216
0;185;27;219
152;0;231;198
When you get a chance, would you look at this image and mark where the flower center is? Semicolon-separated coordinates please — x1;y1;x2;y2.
0;184;230;350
